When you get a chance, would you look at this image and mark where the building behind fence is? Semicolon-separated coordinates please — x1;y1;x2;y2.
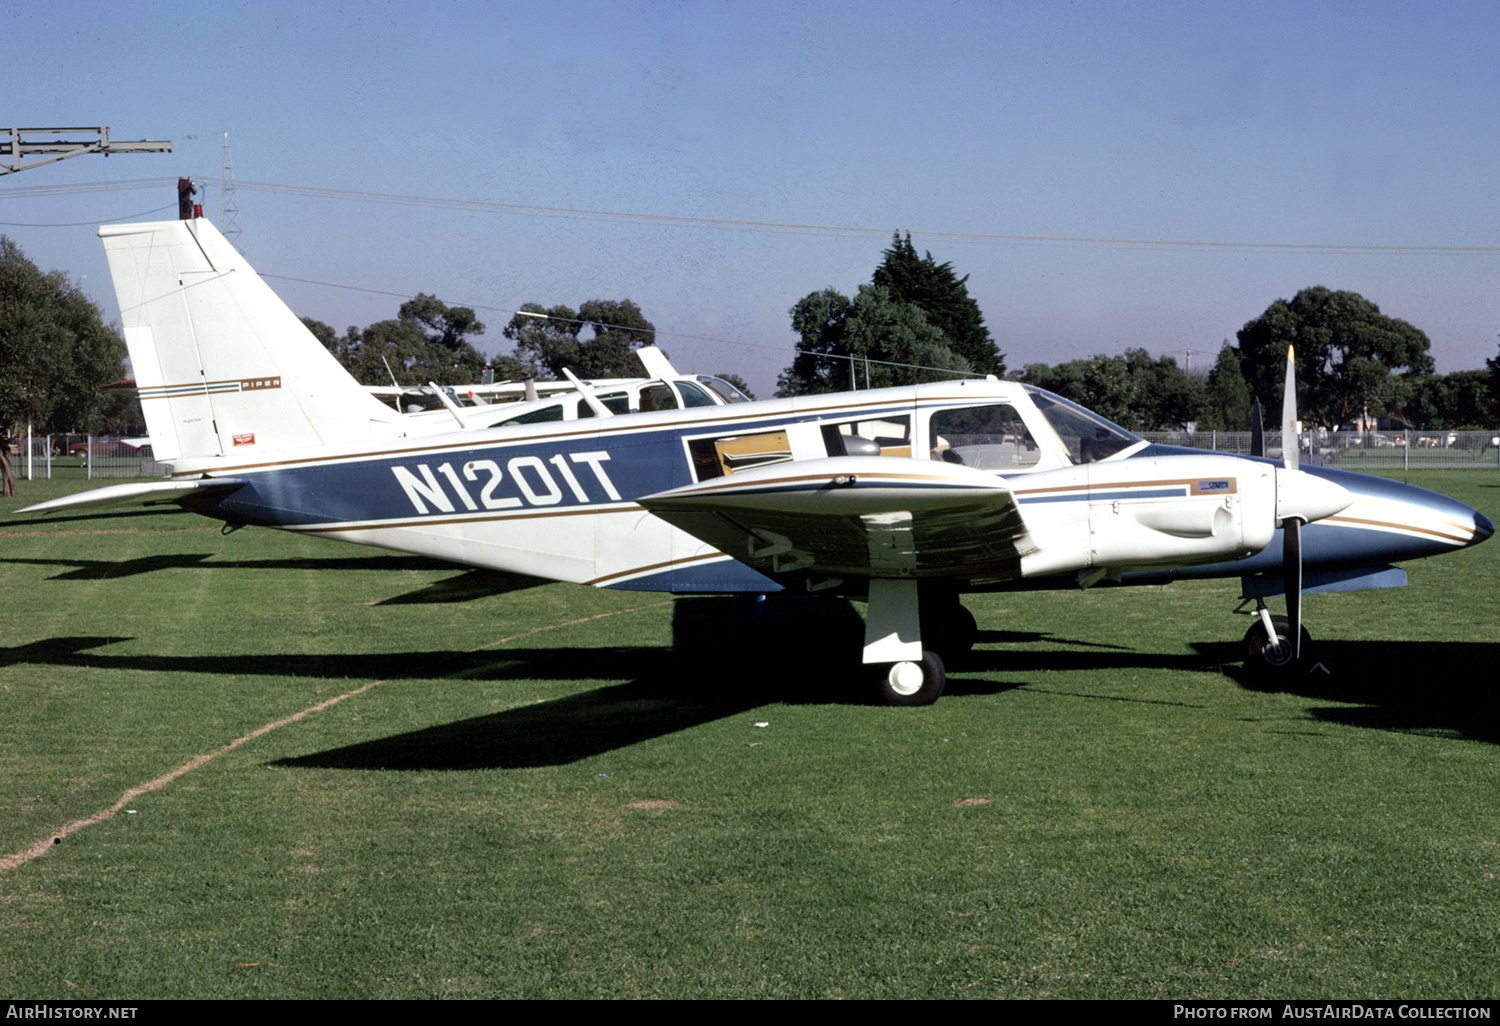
17;427;1500;480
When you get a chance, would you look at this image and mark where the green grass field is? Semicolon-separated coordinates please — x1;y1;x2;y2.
1;471;1497;999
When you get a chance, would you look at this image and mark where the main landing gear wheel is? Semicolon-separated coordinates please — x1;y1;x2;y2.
877;650;946;706
1242;614;1313;686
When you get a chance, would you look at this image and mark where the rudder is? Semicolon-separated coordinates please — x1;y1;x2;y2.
100;218;400;464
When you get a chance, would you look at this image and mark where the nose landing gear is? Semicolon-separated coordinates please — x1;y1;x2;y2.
1239;600;1316;685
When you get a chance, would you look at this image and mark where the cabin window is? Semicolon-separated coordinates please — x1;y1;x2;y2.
929;405;1039;469
494;402;565;426
699;376;751;403
687;430;794;480
577;391;632;418
821;416;912;458
639;384;680;413
675;380;719;408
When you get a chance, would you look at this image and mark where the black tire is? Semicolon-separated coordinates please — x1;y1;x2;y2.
876;650;946;706
1242;614;1313;685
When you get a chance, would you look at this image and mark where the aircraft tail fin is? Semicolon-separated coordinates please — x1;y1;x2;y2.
634;345;679;380
99;218;400;463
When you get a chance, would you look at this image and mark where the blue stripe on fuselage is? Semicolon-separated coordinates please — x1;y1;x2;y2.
202;403;920;528
1123;443;1484;579
1017;487;1185;505
211;430;691;526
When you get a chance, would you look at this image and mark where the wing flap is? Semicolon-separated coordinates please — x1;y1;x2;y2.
639;457;1035;579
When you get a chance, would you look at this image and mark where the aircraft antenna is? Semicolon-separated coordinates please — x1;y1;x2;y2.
220;131;242;248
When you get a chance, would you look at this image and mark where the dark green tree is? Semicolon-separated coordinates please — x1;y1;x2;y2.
502;303;581;378
1488;338;1500;423
396;293;486;381
1201;342;1254;431
342;318;434;385
1398;370;1493;428
399;293;485;358
1130;349;1206;431
502;300;656;379
0;236;126;495
575;299;656;378
1020;350;1203;431
303;296;487;387
872;232;1005;376
1236;287;1434;428
778;237;996;396
776;285;971;397
777;288;855;395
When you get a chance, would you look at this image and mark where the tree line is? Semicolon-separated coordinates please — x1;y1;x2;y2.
6;230;1500;500
0;236;128;495
776;239;1500;432
301;296;661;388
1021;288;1496;432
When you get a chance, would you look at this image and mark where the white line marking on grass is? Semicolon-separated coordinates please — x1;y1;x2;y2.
0;601;671;876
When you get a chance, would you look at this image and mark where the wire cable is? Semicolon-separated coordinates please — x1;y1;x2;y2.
7;176;1498;255
0;203;176;227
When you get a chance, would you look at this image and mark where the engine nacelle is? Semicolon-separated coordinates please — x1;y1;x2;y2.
1019;455;1277;578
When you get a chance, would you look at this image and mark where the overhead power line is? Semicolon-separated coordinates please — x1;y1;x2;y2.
0;176;176;197
0;203;175;227
4;176;1498;256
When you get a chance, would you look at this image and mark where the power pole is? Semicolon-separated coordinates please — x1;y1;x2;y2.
220;131;241;248
1;127;171;175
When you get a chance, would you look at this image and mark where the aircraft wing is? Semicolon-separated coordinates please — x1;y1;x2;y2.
639;457;1036;580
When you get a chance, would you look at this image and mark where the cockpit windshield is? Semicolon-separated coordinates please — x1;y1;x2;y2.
1024;386;1140;463
698;375;751;403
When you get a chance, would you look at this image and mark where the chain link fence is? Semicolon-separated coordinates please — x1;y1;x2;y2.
1140;429;1500;469
13;427;1500;480
16;433;163;480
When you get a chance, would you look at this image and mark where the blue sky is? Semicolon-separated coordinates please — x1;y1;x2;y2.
4;0;1498;395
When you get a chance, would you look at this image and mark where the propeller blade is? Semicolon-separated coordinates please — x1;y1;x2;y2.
1250;397;1264;457
1283;517;1302;661
1282;345;1298;472
1280;344;1303;663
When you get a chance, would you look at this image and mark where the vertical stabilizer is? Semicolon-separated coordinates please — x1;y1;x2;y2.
100;218;400;463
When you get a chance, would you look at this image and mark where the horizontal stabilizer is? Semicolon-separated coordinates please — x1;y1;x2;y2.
19;478;246;515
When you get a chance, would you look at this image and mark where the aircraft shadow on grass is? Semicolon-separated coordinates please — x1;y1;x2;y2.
0;552;547;602
0;508;184;530
1210;639;1500;743
8;601;1497;767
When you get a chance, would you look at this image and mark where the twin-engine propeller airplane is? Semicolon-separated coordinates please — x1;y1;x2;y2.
24;217;1494;704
